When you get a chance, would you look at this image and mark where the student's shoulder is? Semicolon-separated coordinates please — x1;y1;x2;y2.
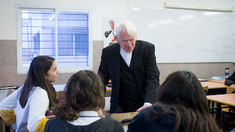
45;118;68;132
27;87;49;102
46;118;65;127
101;117;124;132
99;117;117;124
110;118;123;128
32;86;48;95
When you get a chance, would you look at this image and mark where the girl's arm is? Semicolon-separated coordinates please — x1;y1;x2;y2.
27;88;49;131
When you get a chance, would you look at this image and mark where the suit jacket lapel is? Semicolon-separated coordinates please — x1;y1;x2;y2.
132;41;142;90
113;44;120;79
110;44;121;93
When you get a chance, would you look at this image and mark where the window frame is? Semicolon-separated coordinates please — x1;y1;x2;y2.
16;5;93;74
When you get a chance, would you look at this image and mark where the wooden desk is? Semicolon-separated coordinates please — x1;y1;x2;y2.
106;88;112;92
207;94;235;120
107;82;227;92
111;112;139;126
207;94;235;107
208;79;225;84
106;81;112;92
201;82;227;89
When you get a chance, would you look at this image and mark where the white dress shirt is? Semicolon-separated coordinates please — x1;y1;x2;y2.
120;47;132;67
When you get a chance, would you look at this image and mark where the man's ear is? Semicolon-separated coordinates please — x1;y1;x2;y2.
116;35;119;43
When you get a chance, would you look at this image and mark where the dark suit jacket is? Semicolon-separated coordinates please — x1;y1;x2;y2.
98;40;160;113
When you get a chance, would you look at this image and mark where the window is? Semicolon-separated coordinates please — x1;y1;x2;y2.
16;6;92;73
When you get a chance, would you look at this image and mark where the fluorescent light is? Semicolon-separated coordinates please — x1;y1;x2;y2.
164;2;234;12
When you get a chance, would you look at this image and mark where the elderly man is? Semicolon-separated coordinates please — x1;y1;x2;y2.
98;21;160;113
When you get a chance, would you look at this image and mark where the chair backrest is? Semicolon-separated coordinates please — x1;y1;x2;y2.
111;112;139;126
4;85;20;97
6;89;14;97
104;110;110;114
56;91;64;100
227;87;235;94
203;86;209;94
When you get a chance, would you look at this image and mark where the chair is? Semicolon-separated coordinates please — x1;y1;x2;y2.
203;86;208;95
0;86;20;132
226;87;235;94
0;116;6;132
204;86;215;113
221;87;235;131
104;110;110;114
111;112;139;126
56;91;64;103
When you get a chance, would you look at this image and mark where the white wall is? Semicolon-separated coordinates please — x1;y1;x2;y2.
0;0;235;40
0;0;129;40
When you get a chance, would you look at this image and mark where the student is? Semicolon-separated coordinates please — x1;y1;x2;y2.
45;70;124;132
225;71;235;110
224;71;235;115
225;71;235;86
127;71;219;132
0;56;59;132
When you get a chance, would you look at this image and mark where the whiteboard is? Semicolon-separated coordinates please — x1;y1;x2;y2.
132;8;235;63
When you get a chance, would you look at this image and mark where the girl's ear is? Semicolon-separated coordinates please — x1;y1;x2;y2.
45;74;47;80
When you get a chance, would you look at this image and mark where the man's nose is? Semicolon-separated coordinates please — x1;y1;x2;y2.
126;41;131;46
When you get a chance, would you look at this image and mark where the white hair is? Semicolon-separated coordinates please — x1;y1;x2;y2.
115;21;137;38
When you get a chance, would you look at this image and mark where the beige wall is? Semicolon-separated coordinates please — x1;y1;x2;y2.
0;39;235;87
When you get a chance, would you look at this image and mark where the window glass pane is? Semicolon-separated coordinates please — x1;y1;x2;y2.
57;12;89;67
21;10;55;67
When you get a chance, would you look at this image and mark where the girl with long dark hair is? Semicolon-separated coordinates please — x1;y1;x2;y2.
0;56;59;131
128;71;219;132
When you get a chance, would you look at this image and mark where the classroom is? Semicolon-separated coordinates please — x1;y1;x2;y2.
0;0;235;87
1;0;235;131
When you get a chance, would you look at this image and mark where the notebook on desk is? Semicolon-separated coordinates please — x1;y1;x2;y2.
198;78;209;82
209;76;227;80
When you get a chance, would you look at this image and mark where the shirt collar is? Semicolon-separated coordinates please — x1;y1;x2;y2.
120;47;132;55
120;47;132;67
67;111;101;126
